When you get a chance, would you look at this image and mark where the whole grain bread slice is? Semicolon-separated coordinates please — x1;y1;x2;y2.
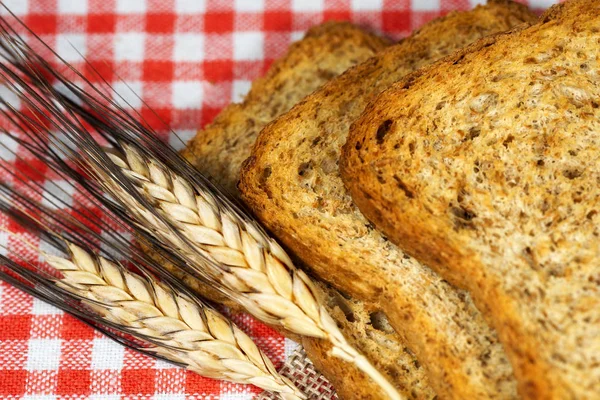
177;22;437;399
341;0;600;398
240;2;535;398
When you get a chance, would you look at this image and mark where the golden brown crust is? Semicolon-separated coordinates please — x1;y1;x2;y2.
181;21;390;196
240;2;535;399
341;1;600;398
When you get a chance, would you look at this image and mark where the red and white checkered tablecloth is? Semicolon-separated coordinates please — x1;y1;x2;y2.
0;0;557;398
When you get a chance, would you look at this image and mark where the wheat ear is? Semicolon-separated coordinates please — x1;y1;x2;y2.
43;241;305;400
101;144;402;400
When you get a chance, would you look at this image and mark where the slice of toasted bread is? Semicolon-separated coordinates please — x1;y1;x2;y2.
341;0;600;398
178;22;436;399
240;1;535;398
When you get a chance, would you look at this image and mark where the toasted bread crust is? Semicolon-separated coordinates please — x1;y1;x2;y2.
181;21;390;196
240;2;535;398
341;1;600;398
176;22;433;399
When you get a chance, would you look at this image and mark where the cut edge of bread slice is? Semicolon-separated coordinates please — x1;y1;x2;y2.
340;0;600;398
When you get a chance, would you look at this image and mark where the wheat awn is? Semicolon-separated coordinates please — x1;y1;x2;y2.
0;13;402;399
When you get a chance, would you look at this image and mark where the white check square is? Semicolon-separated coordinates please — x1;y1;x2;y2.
154;358;174;370
56;34;87;62
232;80;251;102
26;339;61;371
91;337;124;370
0;231;8;259
112;81;144;109
235;0;264;11
0;0;28;15
352;0;383;10
284;338;300;358
292;0;323;11
0;84;20;110
528;0;556;7
290;31;304;42
41;179;75;210
174;34;205;62
411;0;440;11
233;32;264;61
172;81;203;109
175;0;206;13
169;130;196;150
58;0;87;14
31;298;63;316
89;395;120;400
154;395;186;400
0;132;19;161
220;393;253;400
116;0;146;13
114;33;145;61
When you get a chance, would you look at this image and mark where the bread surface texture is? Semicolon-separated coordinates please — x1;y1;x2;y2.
181;21;390;196
240;1;535;398
176;22;433;399
305;283;436;400
341;0;600;398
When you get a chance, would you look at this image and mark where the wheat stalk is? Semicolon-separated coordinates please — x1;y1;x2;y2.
42;241;305;400
98;144;402;400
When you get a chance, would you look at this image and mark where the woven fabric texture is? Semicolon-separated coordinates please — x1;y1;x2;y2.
0;0;556;399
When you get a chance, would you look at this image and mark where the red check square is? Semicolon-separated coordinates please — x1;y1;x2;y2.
205;11;234;33
121;368;156;394
185;370;220;394
60;315;95;340
143;60;174;81
141;107;173;130
264;11;292;31
84;60;115;82
204;60;233;82
146;13;176;34
324;10;351;21
0;315;32;340
0;370;28;396
57;369;91;395
25;14;58;35
383;10;411;34
87;14;116;33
